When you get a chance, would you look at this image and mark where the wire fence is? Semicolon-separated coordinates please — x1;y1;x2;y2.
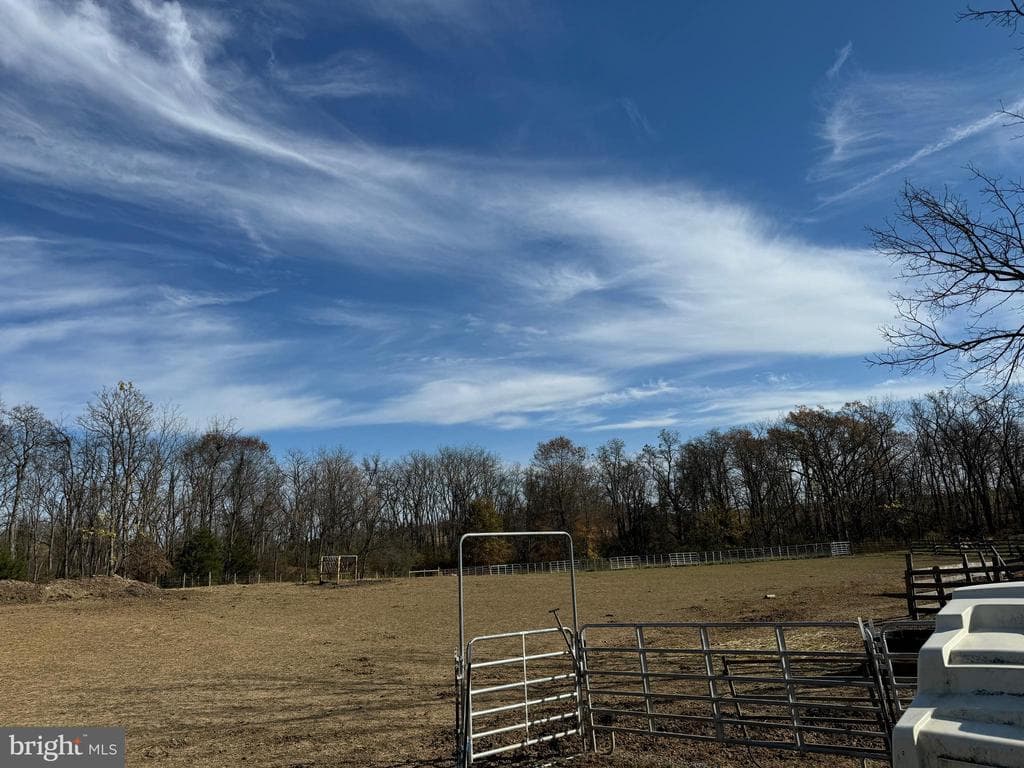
160;571;279;588
411;541;850;579
155;541;851;587
159;569;393;589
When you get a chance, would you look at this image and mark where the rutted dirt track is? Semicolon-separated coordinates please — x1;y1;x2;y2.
0;553;908;767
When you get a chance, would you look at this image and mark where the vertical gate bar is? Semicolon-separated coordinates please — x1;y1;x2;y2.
465;645;475;766
455;652;462;766
579;629;598;752
698;626;724;741
522;633;530;745
860;619;895;749
723;656;751;740
636;626;654;732
774;626;803;748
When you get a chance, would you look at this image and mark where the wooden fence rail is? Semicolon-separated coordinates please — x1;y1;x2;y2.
905;544;1024;618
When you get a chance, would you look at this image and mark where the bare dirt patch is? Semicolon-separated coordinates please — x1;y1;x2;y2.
0;553;906;767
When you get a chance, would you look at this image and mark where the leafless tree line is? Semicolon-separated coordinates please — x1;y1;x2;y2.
1;382;1023;582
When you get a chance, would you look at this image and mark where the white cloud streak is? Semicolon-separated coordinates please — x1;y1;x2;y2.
340;370;609;427
826;41;853;79
813;59;1024;202
274;51;407;100
682;377;934;427
0;1;921;433
0;236;342;432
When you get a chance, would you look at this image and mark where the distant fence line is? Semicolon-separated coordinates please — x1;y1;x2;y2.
156;540;851;587
160;569;393;589
909;537;1024;557
408;540;851;578
161;571;275;589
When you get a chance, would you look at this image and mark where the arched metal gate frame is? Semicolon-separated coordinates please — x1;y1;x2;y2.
455;531;581;767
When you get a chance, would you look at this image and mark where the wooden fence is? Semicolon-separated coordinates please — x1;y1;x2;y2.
905;542;1024;619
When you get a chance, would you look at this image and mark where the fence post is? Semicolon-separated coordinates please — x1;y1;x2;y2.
905;554;917;619
978;547;992;582
208;571;211;587
932;565;946;609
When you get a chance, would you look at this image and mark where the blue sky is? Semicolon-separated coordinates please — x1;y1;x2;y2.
0;1;1021;460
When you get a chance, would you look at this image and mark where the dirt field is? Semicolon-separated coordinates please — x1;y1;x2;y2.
0;553;909;767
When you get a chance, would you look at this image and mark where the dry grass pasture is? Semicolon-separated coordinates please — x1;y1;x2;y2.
0;553;909;767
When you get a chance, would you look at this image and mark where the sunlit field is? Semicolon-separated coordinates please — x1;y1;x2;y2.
0;553;907;767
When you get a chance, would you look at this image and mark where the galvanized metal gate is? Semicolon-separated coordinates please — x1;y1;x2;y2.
453;531;909;767
579;621;895;762
455;532;582;768
456;627;581;764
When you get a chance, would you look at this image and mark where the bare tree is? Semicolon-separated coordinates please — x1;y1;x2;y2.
596;439;653;553
79;382;154;574
0;404;57;558
640;430;688;546
873;171;1024;392
526;437;603;556
872;6;1024;391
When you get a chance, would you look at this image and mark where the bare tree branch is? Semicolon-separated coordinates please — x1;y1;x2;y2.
959;2;1024;31
871;169;1024;394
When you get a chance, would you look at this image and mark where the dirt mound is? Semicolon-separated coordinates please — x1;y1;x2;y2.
0;575;160;604
0;580;43;603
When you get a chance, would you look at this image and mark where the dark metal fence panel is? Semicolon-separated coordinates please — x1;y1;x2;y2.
578;621;895;762
870;620;931;716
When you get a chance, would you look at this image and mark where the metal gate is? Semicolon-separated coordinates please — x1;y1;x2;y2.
457;627;581;765
579;621;894;761
459;620;904;766
453;530;911;766
455;532;581;768
871;620;932;715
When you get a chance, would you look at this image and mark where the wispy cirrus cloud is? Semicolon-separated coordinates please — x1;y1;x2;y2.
585;376;935;433
617;97;656;139
0;233;343;431
514;183;891;364
159;287;274;308
812;56;1024;203
683;376;935;428
0;0;918;437
586;413;682;432
349;0;531;44
339;369;609;427
826;41;853;79
273;50;408;101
